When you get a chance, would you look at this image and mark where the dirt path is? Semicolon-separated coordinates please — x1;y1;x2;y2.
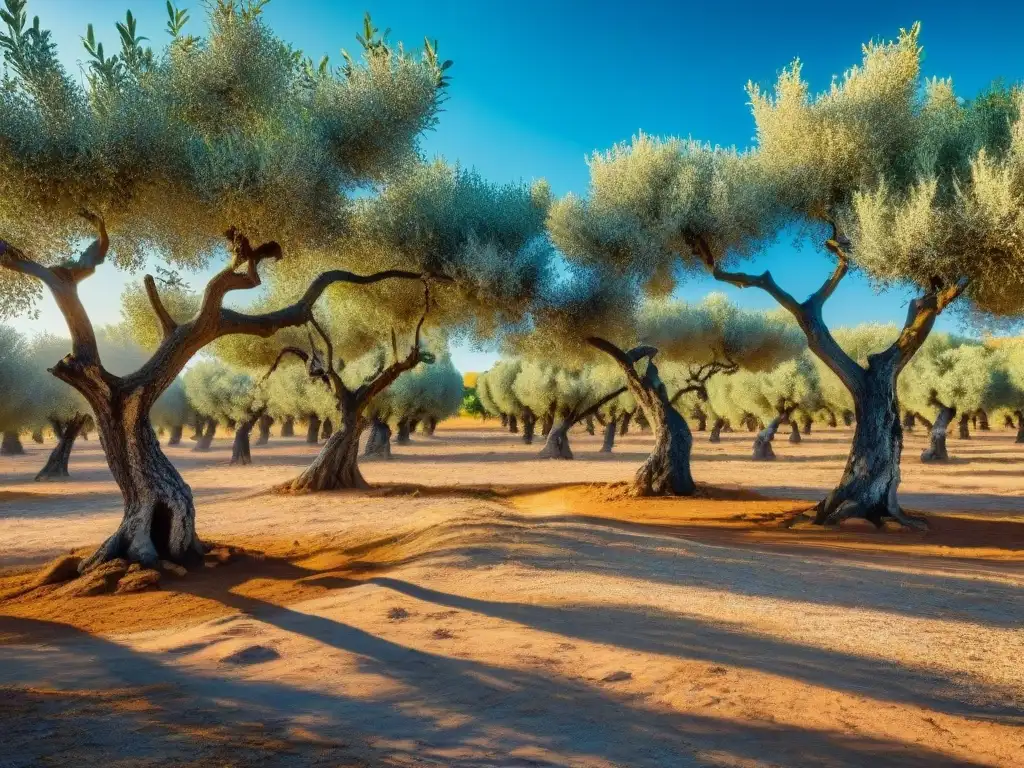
1;422;1022;766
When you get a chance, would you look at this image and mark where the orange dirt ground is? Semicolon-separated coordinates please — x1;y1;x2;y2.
0;420;1022;767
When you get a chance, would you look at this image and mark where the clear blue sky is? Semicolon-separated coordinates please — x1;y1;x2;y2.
12;0;1024;371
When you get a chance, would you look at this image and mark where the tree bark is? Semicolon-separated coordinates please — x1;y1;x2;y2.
1;431;24;455
364;416;392;458
789;420;802;444
958;413;971;440
190;413;203;441
79;390;202;572
600;417;618;453
538;417;574;459
230;410;263;465
321;418;333;440
842;410;854;427
167;425;183;445
425;416;437;435
289;409;367;490
1016;411;1024;444
191;418;217;452
752;416;784;460
305;415;321;444
618;411;632;436
281;415;295;437
255;414;273;445
521;409;536;445
709;417;725;443
921;398;956;462
825;409;838;428
541;406;555;437
500;413;508;428
585;415;596;435
977;410;989;431
801;414;813;435
35;415;87;481
396;418;412;445
743;414;758;432
693;407;707;432
903;411;915;432
508;413;519;434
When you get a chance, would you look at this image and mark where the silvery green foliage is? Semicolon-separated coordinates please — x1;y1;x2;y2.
26;332;88;423
0;0;448;319
151;377;191;430
706;353;822;423
896;332;969;414
474;369;501;417
994;341;1024;421
261;358;334;421
484;358;526;417
512;360;622;420
119;278;200;351
386;351;463;424
511;360;557;418
182;358;264;423
94;324;151;375
898;334;1003;415
0;323;41;431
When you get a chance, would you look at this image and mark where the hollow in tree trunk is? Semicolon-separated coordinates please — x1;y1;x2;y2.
192;418;217;452
958;413;971;440
589;339;695;496
618;411;632;436
281;415;295;437
168;425;183;445
801;414;812;435
396;418;412;445
921;397;956;462
521;409;536;445
364;416;392;458
230;410;263;465
508;413;519;434
35;414;87;481
788;420;802;444
709;417;725;443
255;414;273;446
1;431;24;455
321;418;333;440
600;416;617;453
538;417;574;459
305;415;321;444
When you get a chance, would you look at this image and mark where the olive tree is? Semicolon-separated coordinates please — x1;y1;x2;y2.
388;350;463;440
0;1;451;569
0;324;36;454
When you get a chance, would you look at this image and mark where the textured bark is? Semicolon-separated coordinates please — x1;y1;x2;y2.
600;417;617;452
1;431;24;455
958;413;971;440
31;428;44;444
508;413;519;434
618;412;632;436
321;418;333;440
167;425;183;445
255;414;273;445
709;418;725;443
191;418;216;452
280;415;295;437
801;415;813;435
396;418;412;445
289;409;367;491
752;416;784;460
521;409;536;445
585;415;596;435
1016;412;1024;443
79;390;202;573
305;415;321;444
921;400;956;462
364;417;392;458
538;418;573;459
230;411;263;465
35;414;87;481
788;421;802;444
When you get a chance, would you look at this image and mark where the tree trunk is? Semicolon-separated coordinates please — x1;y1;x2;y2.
921;402;956;462
977;410;989;431
190;413;203;441
842;409;854;427
709;417;725;443
191;418;217;452
600;417;617;452
289;410;367;491
281;415;295;437
1004;414;1015;429
958;413;971;440
585;415;596;435
541;406;555;437
743;414;758;433
396;418;412;445
903;411;915;432
752;416;784;460
230;411;263;465
35;415;87;481
1016;412;1024;444
500;413;508;428
305;415;321;444
508;413;519;434
521;409;536;445
788;420;802;444
321;418;333;440
425;416;437;435
1;431;24;455
167;425;183;445
693;408;707;432
80;390;202;572
538;417;573;459
31;428;44;444
618;411;632;436
255;414;273;446
801;415;812;435
364;416;392;458
825;409;838;428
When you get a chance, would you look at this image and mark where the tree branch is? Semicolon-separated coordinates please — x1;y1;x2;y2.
256;347;310;387
52;210;109;283
571;386;628;425
144;274;177;339
890;277;970;370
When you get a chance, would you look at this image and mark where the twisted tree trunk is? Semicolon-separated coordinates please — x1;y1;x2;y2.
1;431;24;455
191;418;217;452
693;407;707;432
600;417;618;453
709;417;725;443
280;415;295;437
321;418;333;440
521;409;536;445
788;420;802;444
921;397;956;462
396;418;412;445
167;425;183;445
255;414;273;445
364;416;392;458
230;410;263;465
538;417;573;459
289;407;367;491
305;415;321;444
958;412;971;440
752;415;785;460
35;414;87;481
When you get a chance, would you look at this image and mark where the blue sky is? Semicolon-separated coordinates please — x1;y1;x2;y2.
11;0;1024;371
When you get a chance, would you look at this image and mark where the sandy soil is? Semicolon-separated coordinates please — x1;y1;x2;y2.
0;421;1022;767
